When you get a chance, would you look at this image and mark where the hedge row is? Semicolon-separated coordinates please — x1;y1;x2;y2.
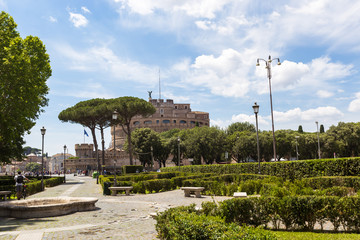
161;157;360;180
302;176;360;190
202;196;360;232
99;173;273;195
0;177;64;198
155;205;277;240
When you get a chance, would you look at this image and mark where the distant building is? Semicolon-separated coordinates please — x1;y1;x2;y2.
68;97;210;172
112;98;210;149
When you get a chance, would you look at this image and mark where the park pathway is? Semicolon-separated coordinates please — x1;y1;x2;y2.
0;175;231;240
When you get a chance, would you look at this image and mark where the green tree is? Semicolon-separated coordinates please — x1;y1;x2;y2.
25;162;41;173
226;122;255;135
23;146;41;155
58;100;101;178
0;12;51;163
320;124;325;133
298;125;304;133
109;97;156;165
184;127;227;164
232;131;255;162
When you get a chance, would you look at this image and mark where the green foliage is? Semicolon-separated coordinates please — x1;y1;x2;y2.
201;195;360;232
122;165;143;174
226;122;256;135
162;157;360;181
0;11;51;163
155;205;277;240
25;162;41;172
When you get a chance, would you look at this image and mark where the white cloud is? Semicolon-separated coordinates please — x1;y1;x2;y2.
317;90;334;98
69;12;88;28
49;16;57;22
348;92;360;112
114;0;231;18
274;106;343;122
55;44;158;85
254;57;352;95
81;6;91;14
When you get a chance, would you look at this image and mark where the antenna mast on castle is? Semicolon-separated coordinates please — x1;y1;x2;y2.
159;68;161;100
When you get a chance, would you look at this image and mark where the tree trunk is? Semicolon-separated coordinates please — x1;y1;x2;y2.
101;127;105;175
90;127;100;184
126;124;133;165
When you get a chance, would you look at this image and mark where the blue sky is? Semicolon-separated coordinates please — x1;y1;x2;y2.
2;0;360;156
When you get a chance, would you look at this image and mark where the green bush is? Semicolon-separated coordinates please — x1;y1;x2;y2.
162;157;360;180
199;195;360;232
155;205;277;240
122;165;143;174
302;176;360;190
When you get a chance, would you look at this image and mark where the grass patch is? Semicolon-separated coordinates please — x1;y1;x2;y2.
275;231;360;240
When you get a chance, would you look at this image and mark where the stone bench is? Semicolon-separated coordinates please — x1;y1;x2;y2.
109;186;133;196
0;191;12;201
180;187;204;198
233;192;247;198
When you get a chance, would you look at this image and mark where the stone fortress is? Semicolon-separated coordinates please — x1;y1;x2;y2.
65;96;210;173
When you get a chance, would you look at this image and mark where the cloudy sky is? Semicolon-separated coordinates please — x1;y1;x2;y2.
2;0;360;156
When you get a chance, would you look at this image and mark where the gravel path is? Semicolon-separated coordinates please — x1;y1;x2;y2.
0;175;232;240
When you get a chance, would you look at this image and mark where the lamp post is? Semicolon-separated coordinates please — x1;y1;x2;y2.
252;102;261;174
113;110;118;186
315;121;321;159
63;145;67;183
40;126;46;191
295;136;299;160
177;137;181;171
256;56;281;161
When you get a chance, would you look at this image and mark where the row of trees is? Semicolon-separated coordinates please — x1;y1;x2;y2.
58;97;156;176
127;122;360;167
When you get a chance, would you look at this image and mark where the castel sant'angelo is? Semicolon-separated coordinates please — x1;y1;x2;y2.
67;93;210;172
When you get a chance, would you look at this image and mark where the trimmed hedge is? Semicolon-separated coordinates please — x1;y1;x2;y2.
302;176;360;190
122;165;143;174
161;157;360;180
201;196;360;232
0;177;64;198
155;205;277;240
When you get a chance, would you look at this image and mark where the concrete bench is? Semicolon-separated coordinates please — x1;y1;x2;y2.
233;192;247;198
181;187;204;198
109;186;133;196
0;191;12;201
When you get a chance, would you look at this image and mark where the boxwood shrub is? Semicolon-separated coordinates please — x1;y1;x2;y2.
162;157;360;180
201;195;360;232
155;204;277;240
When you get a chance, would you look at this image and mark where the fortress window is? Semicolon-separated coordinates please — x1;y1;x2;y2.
163;120;170;124
175;106;178;109
185;106;188;109
144;120;152;124
156;120;159;124
173;120;176;123
160;108;164;114
180;120;187;124
133;121;140;125
190;121;195;124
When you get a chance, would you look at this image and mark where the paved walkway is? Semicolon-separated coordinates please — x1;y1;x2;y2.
0;175;231;240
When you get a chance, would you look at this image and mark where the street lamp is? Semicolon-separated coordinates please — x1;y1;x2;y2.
315;121;321;159
40;126;46;191
112;110;118;186
256;55;281;161
63;145;67;183
295;136;299;160
252;102;261;174
177;137;181;171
